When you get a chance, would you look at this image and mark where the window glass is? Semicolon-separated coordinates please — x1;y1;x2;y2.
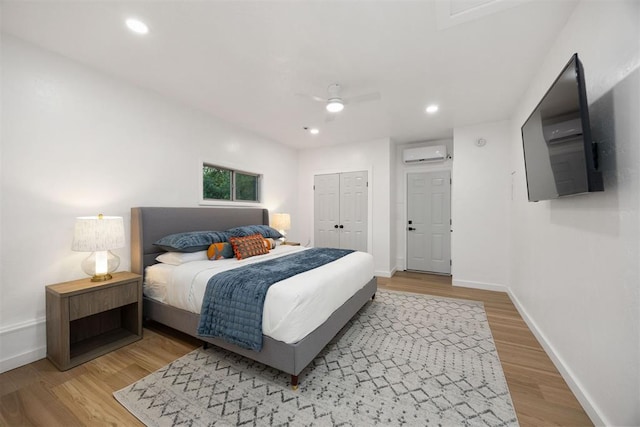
235;172;259;201
203;165;232;200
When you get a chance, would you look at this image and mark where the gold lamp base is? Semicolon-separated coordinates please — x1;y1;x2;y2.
90;273;113;282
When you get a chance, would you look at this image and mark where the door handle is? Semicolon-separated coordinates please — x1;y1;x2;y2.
408;227;416;231
339;225;344;229
334;225;339;228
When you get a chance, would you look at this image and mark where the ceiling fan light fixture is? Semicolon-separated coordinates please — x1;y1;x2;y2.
326;99;344;113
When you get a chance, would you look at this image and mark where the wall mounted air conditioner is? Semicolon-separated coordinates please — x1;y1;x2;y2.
403;145;447;164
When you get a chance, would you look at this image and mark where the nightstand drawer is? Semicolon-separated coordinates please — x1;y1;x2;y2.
69;281;138;320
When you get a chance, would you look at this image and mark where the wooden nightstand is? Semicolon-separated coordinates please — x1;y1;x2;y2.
282;241;300;246
46;271;142;371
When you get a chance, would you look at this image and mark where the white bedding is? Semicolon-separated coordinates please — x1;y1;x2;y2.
144;246;375;344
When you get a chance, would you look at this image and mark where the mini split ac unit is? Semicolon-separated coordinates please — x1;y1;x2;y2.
403;145;447;164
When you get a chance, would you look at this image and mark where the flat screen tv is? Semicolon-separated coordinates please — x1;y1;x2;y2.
521;53;603;202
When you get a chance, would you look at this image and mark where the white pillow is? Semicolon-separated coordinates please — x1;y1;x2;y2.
156;250;208;266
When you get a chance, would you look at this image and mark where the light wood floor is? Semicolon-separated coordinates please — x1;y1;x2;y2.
0;272;592;426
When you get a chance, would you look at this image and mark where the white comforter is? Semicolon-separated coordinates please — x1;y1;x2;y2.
144;245;374;344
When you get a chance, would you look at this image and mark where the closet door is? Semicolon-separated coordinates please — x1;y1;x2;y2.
339;171;368;252
313;174;340;248
314;171;368;252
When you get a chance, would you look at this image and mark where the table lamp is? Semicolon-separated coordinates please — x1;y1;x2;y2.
271;213;291;243
72;214;125;282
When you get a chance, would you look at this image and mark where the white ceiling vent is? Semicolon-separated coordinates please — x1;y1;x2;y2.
403;145;447;164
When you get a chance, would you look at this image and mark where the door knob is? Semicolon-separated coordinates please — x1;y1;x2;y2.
339;225;344;229
334;225;339;228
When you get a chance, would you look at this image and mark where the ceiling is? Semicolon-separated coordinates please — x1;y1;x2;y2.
1;0;578;149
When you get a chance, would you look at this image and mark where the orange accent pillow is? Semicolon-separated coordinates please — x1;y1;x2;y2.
229;234;269;260
207;242;233;260
264;237;276;250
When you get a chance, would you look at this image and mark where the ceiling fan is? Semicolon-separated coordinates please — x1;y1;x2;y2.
297;83;381;115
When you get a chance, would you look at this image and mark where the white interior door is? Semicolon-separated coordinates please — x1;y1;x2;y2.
314;174;340;248
314;171;368;251
339;171;368;252
407;171;451;274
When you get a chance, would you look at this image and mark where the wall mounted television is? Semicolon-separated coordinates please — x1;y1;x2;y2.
521;53;603;202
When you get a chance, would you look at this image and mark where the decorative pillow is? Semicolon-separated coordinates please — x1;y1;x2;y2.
154;231;229;253
207;242;234;260
264;237;276;250
226;225;283;239
229;234;269;260
156;250;208;265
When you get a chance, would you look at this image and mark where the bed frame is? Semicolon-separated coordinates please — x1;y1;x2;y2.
130;206;377;389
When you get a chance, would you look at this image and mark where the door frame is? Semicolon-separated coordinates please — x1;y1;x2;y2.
311;167;373;255
402;165;452;272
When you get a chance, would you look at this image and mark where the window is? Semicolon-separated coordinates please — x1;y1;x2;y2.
202;164;260;202
235;171;259;201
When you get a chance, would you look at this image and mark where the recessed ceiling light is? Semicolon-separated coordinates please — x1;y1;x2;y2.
309;128;320;135
426;104;439;114
126;18;149;35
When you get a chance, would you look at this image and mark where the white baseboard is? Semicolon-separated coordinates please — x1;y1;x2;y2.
452;278;508;293
507;289;606;426
0;317;47;374
374;269;395;278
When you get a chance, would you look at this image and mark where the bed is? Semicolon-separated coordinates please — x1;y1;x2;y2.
130;206;377;389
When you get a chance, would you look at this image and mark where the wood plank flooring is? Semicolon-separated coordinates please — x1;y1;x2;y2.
378;272;592;426
0;272;592;426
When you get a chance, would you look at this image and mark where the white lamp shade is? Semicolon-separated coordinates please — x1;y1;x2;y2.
72;215;125;252
271;213;291;232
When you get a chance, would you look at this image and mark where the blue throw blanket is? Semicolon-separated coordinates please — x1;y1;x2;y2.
197;247;355;351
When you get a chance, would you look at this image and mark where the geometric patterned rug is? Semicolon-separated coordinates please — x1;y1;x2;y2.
114;290;519;426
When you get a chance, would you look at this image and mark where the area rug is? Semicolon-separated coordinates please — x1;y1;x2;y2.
114;290;518;426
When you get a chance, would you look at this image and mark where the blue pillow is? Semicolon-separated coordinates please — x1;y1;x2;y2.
226;225;283;239
154;231;229;253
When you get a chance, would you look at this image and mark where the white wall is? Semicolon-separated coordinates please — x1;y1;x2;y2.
297;138;393;277
0;36;298;373
508;1;640;425
452;122;511;291
394;139;453;271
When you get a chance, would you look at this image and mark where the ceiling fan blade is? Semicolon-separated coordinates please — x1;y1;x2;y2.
295;93;327;103
344;91;381;104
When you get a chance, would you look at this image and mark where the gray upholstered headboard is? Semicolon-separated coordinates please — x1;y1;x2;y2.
131;207;269;276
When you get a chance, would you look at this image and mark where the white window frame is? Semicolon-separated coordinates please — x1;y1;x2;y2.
200;162;262;206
